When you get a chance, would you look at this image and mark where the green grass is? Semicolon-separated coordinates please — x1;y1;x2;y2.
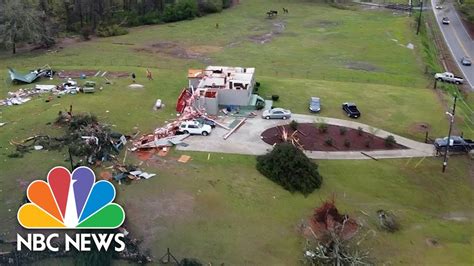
0;0;472;264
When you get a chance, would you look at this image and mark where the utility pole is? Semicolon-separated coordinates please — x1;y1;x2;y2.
442;95;457;173
416;0;423;35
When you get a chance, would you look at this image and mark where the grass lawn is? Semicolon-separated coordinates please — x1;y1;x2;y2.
0;0;472;264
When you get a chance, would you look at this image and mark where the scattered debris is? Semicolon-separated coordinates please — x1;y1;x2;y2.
128;84;144;89
0;122;7;127
10;112;126;165
112;164;156;183
178;155;191;163
406;43;414;49
154;99;163;110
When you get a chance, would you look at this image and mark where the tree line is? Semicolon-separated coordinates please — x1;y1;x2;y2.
0;0;233;54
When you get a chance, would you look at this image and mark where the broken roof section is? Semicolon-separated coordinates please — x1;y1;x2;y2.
8;65;53;84
197;66;255;90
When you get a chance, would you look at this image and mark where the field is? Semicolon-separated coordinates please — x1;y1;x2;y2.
0;0;472;264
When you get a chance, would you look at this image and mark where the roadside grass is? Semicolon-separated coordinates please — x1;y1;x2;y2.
0;0;472;264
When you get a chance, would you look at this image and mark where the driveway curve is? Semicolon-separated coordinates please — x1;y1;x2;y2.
176;114;435;160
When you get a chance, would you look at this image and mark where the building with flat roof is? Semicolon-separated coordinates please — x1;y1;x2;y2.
187;66;260;115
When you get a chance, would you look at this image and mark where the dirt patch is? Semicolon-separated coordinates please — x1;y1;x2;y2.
134;41;218;63
441;212;473;221
425;238;441;247
261;123;407;151
345;61;381;72
303;20;341;28
408;122;431;134
57;70;129;79
249;21;286;44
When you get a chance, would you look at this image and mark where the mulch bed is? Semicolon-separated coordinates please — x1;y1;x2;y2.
260;123;407;151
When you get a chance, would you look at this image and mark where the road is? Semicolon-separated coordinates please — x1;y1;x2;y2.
431;0;474;90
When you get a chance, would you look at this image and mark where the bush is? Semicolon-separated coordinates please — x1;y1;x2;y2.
318;123;328;133
271;95;279;101
357;126;363;136
198;0;223;14
162;0;199;23
344;139;351;148
339;127;347;135
325;137;333;146
222;0;233;8
365;140;371;148
384;135;397;147
80;26;93;40
256;142;323;195
289;120;298;131
96;24;129;37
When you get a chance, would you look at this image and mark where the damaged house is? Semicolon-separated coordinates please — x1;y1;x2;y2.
181;66;264;115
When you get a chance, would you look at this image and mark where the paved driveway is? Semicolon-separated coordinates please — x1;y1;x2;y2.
177;114;435;160
431;0;474;90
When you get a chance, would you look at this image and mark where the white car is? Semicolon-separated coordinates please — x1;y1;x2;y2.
435;5;443;9
178;120;212;136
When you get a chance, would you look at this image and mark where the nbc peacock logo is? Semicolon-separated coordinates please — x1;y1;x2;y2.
17;166;125;229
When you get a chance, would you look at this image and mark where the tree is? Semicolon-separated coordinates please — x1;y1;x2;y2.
256;142;322;195
0;0;47;53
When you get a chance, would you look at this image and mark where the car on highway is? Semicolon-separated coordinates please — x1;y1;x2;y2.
309;97;321;112
461;56;472;66
262;108;291;120
442;17;450;25
342;102;361;118
434;72;464;84
178;120;212;136
434;136;474;153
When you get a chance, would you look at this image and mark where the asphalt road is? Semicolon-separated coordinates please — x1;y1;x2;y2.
431;0;474;90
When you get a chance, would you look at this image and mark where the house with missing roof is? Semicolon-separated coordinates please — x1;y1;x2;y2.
187;66;264;115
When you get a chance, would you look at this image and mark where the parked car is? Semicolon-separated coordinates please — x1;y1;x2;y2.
434;136;474;153
435;5;443;9
178;120;212;136
309;97;321;112
461;56;472;66
434;72;464;84
262;108;291;119
342;102;361;118
442;17;450;24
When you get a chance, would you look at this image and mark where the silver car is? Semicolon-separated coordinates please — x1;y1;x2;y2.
262;108;292;119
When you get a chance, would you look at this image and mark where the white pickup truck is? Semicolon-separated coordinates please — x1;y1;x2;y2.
434;72;464;84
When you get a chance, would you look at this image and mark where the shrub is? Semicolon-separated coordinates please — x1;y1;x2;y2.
198;0;223;14
289;120;298;131
162;0;199;23
96;24;129;37
325;137;333;146
339;127;347;135
318;123;328;133
256;142;323;195
272;95;279;101
222;0;233;8
80;26;93;40
365;140;371;148
357;126;363;136
384;135;397;147
344;139;351;148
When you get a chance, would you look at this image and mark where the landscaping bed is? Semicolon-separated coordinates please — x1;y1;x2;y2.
260;123;407;151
